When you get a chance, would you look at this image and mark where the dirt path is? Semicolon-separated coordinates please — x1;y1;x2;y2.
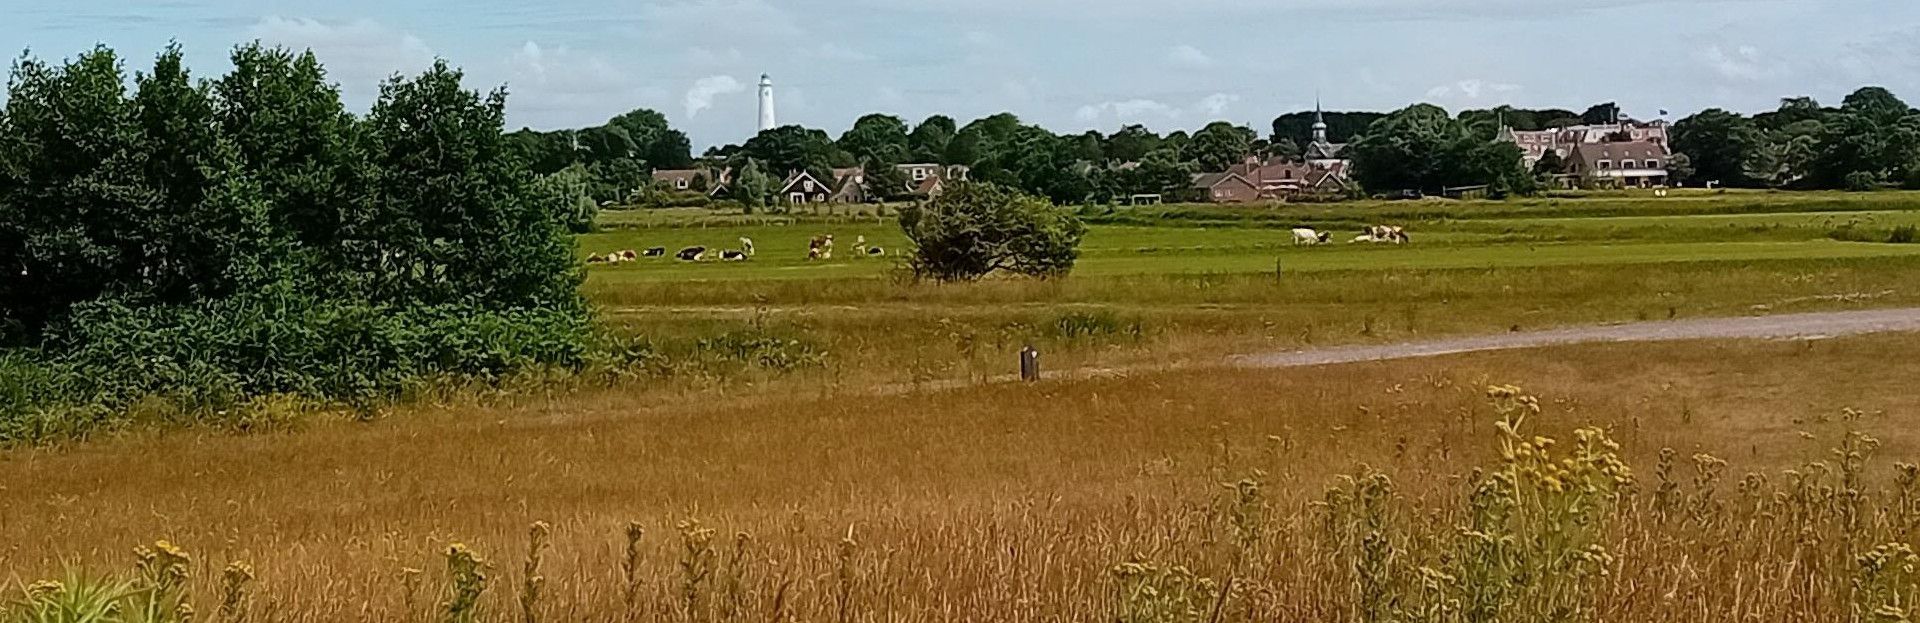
885;308;1920;394
1233;307;1920;368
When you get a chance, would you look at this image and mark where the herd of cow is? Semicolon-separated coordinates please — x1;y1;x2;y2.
587;225;1409;267
1291;225;1411;246
585;234;890;265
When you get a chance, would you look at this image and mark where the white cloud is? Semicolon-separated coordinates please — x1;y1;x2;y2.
1699;44;1777;81
248;17;437;96
1424;79;1521;100
1075;92;1239;125
1168;44;1214;68
684;75;744;118
1422;79;1523;108
1196;92;1238;116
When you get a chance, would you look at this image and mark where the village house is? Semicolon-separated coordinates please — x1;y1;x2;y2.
830;167;867;203
778;170;833;204
1188;106;1353;203
895;163;971;198
1189;172;1260;203
1563;141;1670;188
1497;120;1670;169
651;168;732;198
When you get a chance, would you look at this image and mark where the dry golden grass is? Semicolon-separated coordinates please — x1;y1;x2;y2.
6;334;1920;621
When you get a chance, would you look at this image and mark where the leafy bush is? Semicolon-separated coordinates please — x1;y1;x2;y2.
1845;171;1881;192
0;45;596;440
898;181;1086;282
1892;225;1917;244
0;288;591;442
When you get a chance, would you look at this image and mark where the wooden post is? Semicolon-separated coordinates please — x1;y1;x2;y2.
1019;345;1040;382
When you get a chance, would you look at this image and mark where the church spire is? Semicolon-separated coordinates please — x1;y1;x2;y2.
1311;96;1328;144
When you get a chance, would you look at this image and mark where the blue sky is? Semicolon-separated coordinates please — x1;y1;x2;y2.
5;0;1917;148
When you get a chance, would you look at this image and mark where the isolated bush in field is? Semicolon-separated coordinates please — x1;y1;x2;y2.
898;181;1085;282
1846;171;1881;192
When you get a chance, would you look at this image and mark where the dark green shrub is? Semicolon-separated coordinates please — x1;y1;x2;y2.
899;181;1085;282
1892;226;1917;244
1845;171;1880;192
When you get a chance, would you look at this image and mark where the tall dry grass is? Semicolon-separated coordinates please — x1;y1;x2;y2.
6;336;1920;621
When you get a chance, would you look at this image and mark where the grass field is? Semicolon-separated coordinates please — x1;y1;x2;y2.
6;336;1920;621
570;192;1920;389
13;191;1920;621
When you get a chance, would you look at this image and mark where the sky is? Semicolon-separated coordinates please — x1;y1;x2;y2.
5;0;1918;149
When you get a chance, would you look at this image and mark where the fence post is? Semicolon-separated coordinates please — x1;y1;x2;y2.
1019;345;1040;382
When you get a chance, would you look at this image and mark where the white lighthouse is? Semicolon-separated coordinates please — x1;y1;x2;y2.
757;74;776;133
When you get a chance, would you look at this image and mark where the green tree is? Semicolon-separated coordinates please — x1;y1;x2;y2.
898;181;1085;282
1532;150;1566;176
1580;102;1621;125
838;114;911;166
1271;110;1385;144
605;108;690;169
1186;121;1256;171
507;129;580;175
587;158;649;204
577;125;637;163
1070;130;1106;163
1666;152;1695;186
1264;137;1303;161
1130;148;1197;196
1811;88;1920;188
737;125;848;182
544;164;599;233
351;60;579;310
130;44;276;303
214;43;359;252
1671;108;1764;187
908;115;956;163
732;158;775;208
1104;124;1163;163
0;46;147;340
1345;104;1457;192
863;161;910;202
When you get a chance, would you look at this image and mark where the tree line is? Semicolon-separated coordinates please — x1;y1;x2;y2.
1671;87;1920;191
513;97;1717;207
0;44;590;437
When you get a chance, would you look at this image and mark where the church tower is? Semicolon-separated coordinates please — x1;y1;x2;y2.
1311;98;1329;145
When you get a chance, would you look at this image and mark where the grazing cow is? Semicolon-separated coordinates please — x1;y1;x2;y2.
721;250;749;262
1292;228;1331;245
676;246;707;262
1362;225;1409;244
587;254;608;264
807;234;835;260
866;246;885;257
738;237;756;257
620;249;639;261
644;247;667;257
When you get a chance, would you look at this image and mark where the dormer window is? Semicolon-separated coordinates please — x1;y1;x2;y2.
675;178;689;189
1598;160;1613;170
912;168;928;181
